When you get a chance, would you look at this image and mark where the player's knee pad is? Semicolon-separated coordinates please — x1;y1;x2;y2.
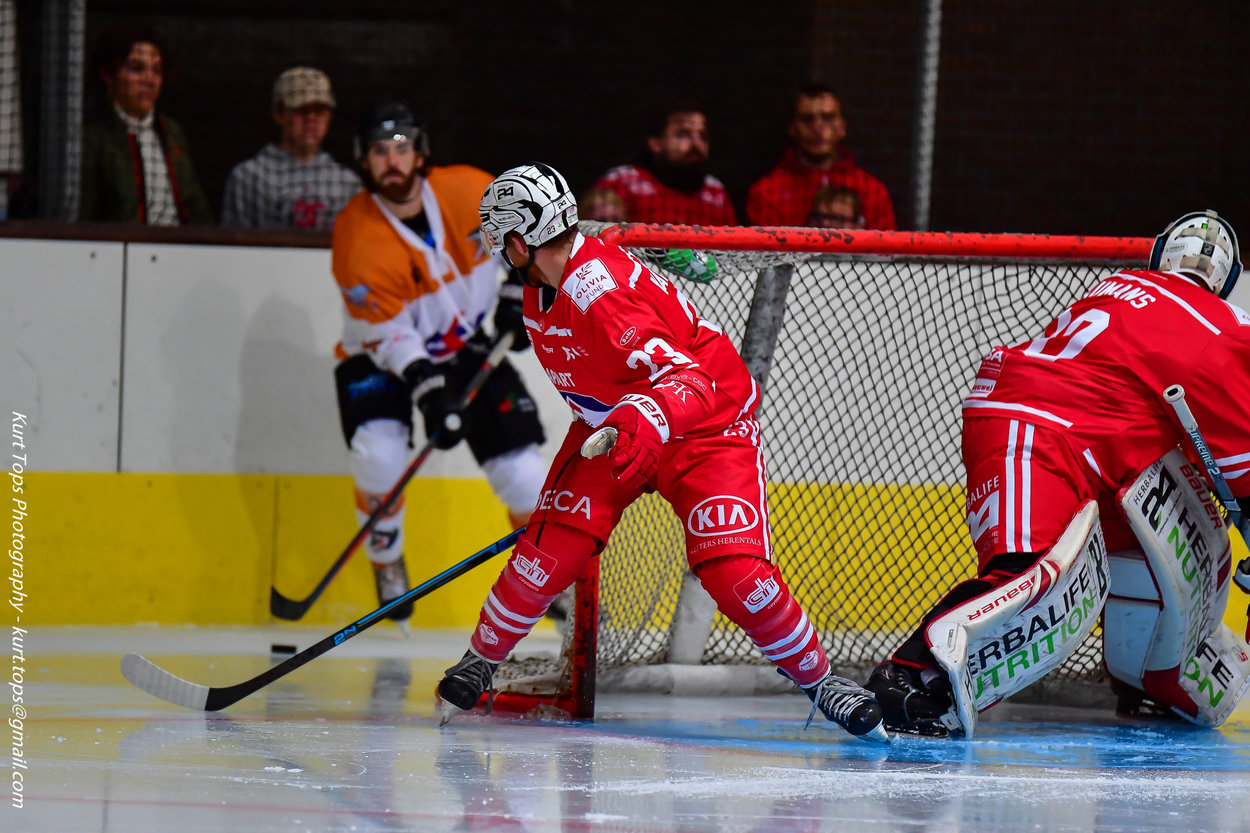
348;419;411;493
481;443;545;516
1106;448;1250;726
471;524;597;663
334;354;412;447
696;555;829;687
926;500;1109;737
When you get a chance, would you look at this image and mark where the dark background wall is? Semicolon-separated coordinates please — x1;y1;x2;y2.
15;0;1250;236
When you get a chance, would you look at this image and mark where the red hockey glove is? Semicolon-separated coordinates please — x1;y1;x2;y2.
602;397;667;490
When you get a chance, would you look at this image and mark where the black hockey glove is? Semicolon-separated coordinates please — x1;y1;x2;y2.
402;359;464;450
493;269;530;351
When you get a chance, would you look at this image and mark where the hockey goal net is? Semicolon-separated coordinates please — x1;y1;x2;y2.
492;222;1153;718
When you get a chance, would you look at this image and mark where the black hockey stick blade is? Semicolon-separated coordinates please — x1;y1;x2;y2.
123;526;524;711
268;332;515;621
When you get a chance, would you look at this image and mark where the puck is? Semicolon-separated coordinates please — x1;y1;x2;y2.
270;643;297;656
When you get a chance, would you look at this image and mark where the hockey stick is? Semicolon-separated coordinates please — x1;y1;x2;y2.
122;526;524;711
1164;384;1250;595
269;332;516;620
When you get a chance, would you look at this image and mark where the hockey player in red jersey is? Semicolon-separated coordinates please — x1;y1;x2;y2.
867;210;1250;737
436;162;887;742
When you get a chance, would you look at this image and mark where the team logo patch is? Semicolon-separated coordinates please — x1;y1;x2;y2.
966;477;1000;544
341;284;370;307
687;496;759;538
562;258;617;312
619;326;638;347
734;567;780;613
477;624;499;646
799;650;821;672
514;551;552;587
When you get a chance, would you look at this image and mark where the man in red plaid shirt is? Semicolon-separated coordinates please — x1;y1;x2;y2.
590;101;737;226
747;82;896;230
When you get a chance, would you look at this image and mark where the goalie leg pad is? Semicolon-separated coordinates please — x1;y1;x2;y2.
1110;448;1250;725
926;500;1109;737
469;524;597;663
696;555;830;687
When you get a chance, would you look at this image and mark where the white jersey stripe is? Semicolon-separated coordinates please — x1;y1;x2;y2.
1020;423;1034;552
758;610;811;653
1119;273;1222;334
963;399;1074;428
1006;421;1019;552
763;622;816;661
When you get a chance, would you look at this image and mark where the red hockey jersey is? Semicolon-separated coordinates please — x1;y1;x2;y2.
964;270;1250;494
523;233;757;437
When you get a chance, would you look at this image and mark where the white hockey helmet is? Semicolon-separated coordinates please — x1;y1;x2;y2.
479;163;578;256
1149;209;1242;298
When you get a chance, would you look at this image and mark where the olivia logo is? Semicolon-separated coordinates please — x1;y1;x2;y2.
477;624;499;646
687;496;759;538
619;326;638;346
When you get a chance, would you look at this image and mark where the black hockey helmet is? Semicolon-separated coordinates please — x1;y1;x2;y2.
353;101;430;161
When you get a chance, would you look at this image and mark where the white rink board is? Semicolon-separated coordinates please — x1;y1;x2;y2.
0;238;125;472
116;243;568;475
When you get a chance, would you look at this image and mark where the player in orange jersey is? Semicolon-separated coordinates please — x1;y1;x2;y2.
330;103;546;621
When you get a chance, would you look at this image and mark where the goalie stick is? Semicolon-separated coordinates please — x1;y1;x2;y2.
122;526;524;711
1163;384;1250;597
269;332;515;620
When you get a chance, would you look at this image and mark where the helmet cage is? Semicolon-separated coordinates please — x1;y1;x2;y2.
1149;210;1242;298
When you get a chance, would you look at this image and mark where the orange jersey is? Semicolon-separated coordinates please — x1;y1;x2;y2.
332;165;501;373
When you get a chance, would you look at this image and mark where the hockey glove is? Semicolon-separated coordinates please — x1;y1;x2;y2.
661;249;719;284
493;269;530;351
602;397;666;491
403;359;465;450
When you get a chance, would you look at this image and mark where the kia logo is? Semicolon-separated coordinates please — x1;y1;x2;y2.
687;496;759;537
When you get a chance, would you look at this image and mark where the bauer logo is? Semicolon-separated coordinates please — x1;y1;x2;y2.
799;650;821;672
514;552;551;587
687;496;759;538
478;624;499;646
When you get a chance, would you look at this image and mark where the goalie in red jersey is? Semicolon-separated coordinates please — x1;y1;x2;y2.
866;210;1250;738
435;163;887;742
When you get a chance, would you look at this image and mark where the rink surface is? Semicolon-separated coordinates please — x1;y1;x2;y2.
12;626;1250;833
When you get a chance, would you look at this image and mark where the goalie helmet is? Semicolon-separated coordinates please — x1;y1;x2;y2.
353;101;430;162
1149;210;1242;298
479;163;578;256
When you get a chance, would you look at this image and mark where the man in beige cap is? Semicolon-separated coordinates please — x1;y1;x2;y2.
221;66;360;229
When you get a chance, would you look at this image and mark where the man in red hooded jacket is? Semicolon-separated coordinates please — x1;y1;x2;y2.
747;82;895;230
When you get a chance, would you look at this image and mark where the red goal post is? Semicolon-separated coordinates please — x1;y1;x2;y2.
490;223;1154;720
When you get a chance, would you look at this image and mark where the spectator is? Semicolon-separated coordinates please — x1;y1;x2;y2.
748;82;895;230
592;101;736;225
79;23;211;225
809;184;864;229
579;187;627;223
221;67;361;230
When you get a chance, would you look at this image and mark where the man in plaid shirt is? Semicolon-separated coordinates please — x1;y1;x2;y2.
590;101;737;226
221;67;361;230
747;82;895;230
